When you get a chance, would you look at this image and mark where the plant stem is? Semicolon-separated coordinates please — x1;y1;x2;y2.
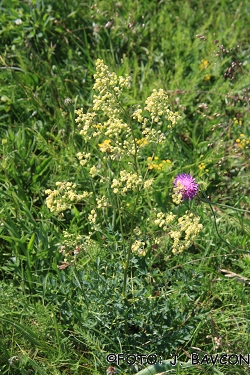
122;187;140;299
200;192;249;253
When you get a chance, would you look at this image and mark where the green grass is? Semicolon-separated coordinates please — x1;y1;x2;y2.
0;0;250;374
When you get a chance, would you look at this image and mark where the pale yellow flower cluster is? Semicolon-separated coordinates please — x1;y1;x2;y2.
96;195;109;208
102;118;130;138
88;209;97;224
169;212;203;254
89;165;98;177
88;208;101;232
132;103;172;144
111;170;143;195
75;110;98;140
111;170;153;195
93;59;131;117
154;212;176;231
144;89;181;128
172;181;184;204
154;210;202;254
131;106;144;123
75;60;133;159
99;138;137;159
76;152;91;166
45;182;91;214
75;60;181;162
131;240;146;256
144;178;154;189
141;127;166;145
121;139;136;156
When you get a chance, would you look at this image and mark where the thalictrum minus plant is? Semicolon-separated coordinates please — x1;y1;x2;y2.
45;60;203;298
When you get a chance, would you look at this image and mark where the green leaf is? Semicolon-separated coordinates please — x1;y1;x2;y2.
32;156;52;183
0;317;57;353
27;233;35;252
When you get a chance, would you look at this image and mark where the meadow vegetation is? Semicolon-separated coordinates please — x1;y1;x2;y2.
0;0;249;374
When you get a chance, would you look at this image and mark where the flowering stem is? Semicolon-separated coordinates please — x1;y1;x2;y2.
118;100;140;173
122;188;140;299
116;195;126;259
200;195;250;213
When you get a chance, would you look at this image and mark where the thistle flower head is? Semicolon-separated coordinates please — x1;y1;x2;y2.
173;173;198;201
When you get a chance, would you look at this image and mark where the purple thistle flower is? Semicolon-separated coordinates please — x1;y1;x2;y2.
173;173;198;200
